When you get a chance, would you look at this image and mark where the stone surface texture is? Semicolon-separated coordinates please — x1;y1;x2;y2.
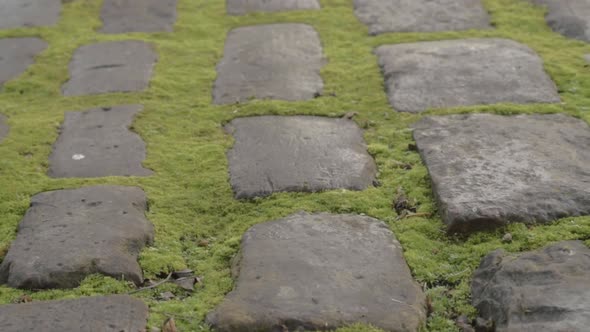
0;0;61;29
0;114;8;142
226;0;320;15
412;113;590;233
375;38;560;113
213;24;324;104
0;186;154;289
0;38;47;88
48;105;152;178
0;295;148;332
226;116;377;199
354;0;490;35
472;241;590;332
529;0;590;42
207;212;426;332
100;0;178;33
62;40;157;96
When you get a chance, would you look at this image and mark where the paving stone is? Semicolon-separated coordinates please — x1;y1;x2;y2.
0;295;148;331
0;0;61;29
0;114;8;142
472;241;590;331
48;105;152;178
227;0;320;15
0;38;47;88
100;0;178;33
213;24;324;104
412;113;590;233
207;212;426;332
375;38;560;113
62;40;157;96
226;116;377;199
0;186;154;289
354;0;490;35
529;0;590;42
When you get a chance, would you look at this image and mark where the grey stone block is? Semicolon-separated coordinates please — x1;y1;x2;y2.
0;38;47;88
0;185;154;289
100;0;177;33
207;212;426;332
226;116;377;199
226;0;320;15
529;0;590;42
412;113;590;233
48;105;152;178
0;0;61;29
62;41;157;96
213;24;325;104
354;0;490;35
376;38;560;113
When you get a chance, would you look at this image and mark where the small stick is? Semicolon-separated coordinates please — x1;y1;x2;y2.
128;273;173;294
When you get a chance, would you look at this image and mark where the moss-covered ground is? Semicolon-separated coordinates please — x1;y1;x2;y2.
1;0;590;330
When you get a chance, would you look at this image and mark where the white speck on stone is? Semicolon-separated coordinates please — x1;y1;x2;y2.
72;154;85;160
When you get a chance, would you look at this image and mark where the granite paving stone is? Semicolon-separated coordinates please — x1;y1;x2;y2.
375;38;560;113
354;0;490;35
0;38;47;88
225;116;377;199
0;0;61;29
100;0;178;33
472;241;590;331
0;295;148;332
529;0;590;42
48;105;152;178
213;24;325;104
0;185;154;289
62;40;157;96
226;0;320;15
207;212;426;332
412;113;590;233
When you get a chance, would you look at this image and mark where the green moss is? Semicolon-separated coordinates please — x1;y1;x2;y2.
1;0;590;331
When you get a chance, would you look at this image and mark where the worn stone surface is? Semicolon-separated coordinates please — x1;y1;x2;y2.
0;38;47;88
354;0;490;35
213;24;324;104
100;0;178;33
227;0;320;15
207;212;426;332
529;0;590;42
62;41;157;96
0;295;148;331
226;116;377;199
48;105;152;178
472;241;590;332
376;38;560;113
0;186;154;289
412;113;590;233
0;114;8;142
0;0;61;29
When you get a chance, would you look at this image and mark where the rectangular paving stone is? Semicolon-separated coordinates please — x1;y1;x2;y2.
0;114;8;142
354;0;490;35
227;0;320;15
0;38;47;88
213;24;325;104
0;186;154;289
62;40;157;96
226;116;377;199
529;0;590;42
0;295;148;332
472;241;590;331
0;0;61;29
100;0;178;33
48;105;152;178
207;212;426;332
376;38;560;113
412;113;590;233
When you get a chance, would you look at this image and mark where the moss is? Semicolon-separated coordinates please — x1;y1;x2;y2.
0;0;590;331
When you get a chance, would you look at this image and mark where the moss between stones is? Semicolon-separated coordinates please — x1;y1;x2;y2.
0;0;589;331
